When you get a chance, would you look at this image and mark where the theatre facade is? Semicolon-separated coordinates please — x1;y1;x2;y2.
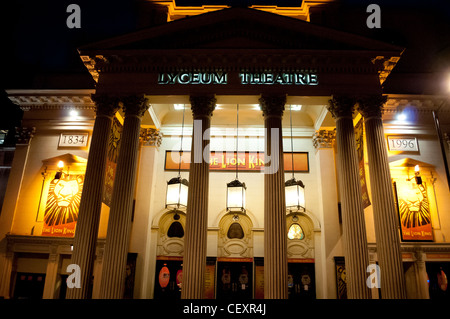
1;4;450;300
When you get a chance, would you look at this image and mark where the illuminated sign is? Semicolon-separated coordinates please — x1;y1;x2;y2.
158;71;318;85
165;151;309;172
158;72;227;84
239;72;318;85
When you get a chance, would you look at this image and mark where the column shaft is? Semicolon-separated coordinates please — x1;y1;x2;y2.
260;95;288;299
328;96;370;299
181;95;215;299
100;96;148;299
66;95;119;299
358;95;406;299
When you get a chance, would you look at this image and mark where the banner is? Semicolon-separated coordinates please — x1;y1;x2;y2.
394;180;433;241
165;151;309;172
355;118;371;208
103;116;123;206
42;174;84;237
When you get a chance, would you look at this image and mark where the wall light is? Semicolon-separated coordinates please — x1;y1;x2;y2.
174;104;185;110
414;165;422;185
291;105;302;111
55;161;64;179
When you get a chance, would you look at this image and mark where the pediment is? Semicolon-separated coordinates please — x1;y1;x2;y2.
80;7;403;53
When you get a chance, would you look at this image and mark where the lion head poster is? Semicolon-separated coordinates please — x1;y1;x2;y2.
42;174;84;237
394;179;433;241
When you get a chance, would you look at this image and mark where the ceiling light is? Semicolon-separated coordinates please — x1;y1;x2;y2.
291;105;302;111
174;104;185;110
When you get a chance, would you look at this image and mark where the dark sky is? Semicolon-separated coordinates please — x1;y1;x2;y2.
2;0;450;91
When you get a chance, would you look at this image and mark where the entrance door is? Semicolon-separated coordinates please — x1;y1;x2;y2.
288;262;316;299
217;261;253;299
154;259;183;299
13;273;46;299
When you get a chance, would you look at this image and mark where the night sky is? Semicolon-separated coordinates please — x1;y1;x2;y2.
1;0;450;91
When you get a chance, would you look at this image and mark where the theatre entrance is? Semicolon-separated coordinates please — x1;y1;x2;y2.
217;258;253;299
288;261;316;299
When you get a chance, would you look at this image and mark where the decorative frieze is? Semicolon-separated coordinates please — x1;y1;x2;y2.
140;128;162;147
313;129;336;149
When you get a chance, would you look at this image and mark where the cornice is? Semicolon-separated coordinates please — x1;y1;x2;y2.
6;90;96;111
82;50;379;78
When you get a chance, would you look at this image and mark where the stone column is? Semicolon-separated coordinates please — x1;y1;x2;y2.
327;96;370;299
99;95;149;299
357;95;407;299
414;250;430;299
259;95;288;299
134;128;162;298
43;245;59;299
313;129;341;299
66;94;120;299
181;95;216;299
0;127;35;299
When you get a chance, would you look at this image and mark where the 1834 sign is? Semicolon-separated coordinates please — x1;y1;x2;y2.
59;133;89;147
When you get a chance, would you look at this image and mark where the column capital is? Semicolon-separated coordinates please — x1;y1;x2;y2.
121;95;149;117
140;128;162;147
313;129;336;149
189;95;216;118
259;94;286;117
91;94;120;117
356;95;388;119
327;95;356;119
15;126;36;145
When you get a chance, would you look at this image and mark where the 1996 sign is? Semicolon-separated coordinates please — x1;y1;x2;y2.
387;136;418;152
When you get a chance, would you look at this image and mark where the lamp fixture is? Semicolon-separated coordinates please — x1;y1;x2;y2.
414;164;423;185
226;104;246;213
165;104;189;209
55;161;64;180
285;105;305;213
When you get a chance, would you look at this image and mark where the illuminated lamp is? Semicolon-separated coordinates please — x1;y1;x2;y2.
285;105;306;213
165;176;189;209
285;178;305;212
166;104;189;209
226;179;246;212
414;165;422;185
55;161;64;179
226;104;247;213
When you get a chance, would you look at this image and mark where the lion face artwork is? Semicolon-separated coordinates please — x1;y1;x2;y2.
42;174;84;237
395;180;433;241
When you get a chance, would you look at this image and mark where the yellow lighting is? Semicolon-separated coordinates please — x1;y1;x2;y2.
415;165;420;173
166;177;188;209
57;161;64;169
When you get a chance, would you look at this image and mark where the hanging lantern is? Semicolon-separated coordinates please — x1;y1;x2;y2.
285;178;305;212
165;176;189;209
226;179;246;213
166;104;188;210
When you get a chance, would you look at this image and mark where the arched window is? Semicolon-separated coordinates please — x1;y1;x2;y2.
227;222;244;239
288;223;304;240
167;221;184;238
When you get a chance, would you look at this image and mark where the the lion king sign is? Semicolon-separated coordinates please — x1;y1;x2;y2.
42;174;84;237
